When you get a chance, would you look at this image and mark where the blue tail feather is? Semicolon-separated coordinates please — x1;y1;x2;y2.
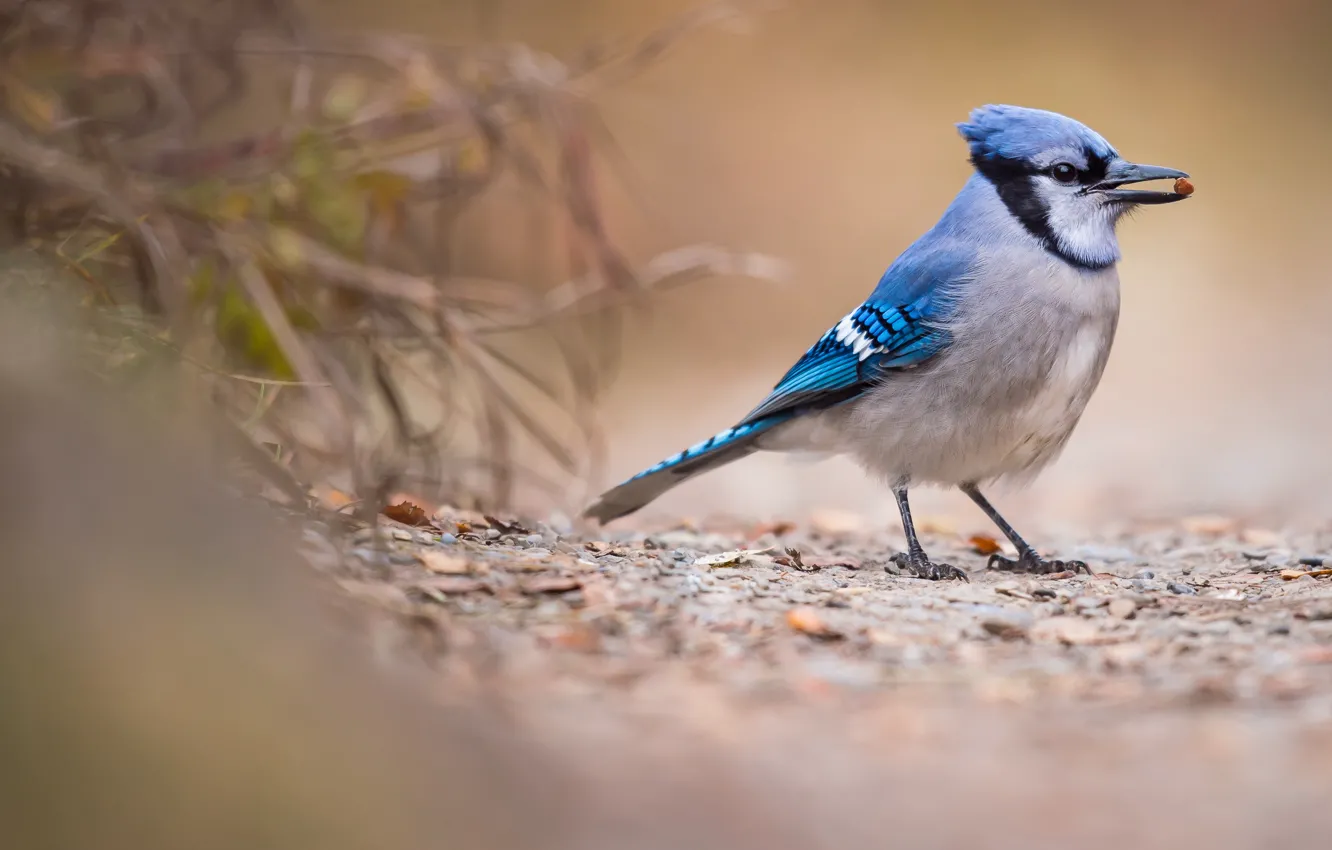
582;412;795;523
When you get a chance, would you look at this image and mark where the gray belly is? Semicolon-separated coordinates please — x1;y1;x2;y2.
827;268;1120;487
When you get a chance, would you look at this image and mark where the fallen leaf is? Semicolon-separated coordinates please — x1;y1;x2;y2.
484;514;530;535
968;534;1002;555
315;487;356;511
774;546;812;571
519;576;582;594
383;500;429;526
785;607;843;640
1281;569;1309;581
693;548;772;569
418;550;472;575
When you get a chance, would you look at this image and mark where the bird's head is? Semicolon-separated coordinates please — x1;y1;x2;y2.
957;104;1189;269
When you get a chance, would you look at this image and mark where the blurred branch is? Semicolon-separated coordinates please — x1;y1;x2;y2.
0;0;786;515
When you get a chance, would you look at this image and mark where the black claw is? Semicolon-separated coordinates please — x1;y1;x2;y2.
891;551;969;582
986;552;1091;576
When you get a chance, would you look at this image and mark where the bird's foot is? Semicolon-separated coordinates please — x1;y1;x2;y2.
986;551;1090;575
890;551;969;582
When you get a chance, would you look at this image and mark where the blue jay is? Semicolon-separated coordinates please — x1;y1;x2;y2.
584;105;1190;580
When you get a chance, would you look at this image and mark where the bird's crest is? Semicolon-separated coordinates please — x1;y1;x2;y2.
957;104;1117;164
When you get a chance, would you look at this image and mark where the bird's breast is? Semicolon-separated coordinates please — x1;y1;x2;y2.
839;258;1121;486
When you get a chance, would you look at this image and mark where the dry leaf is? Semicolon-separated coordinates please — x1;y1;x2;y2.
418;550;472;575
313;486;356;511
1281;569;1309;581
968;534;1002;555
785;607;842;640
484;515;530;535
693;548;772;569
383;500;429;526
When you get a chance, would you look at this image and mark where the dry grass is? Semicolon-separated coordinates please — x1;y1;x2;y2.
0;0;784;515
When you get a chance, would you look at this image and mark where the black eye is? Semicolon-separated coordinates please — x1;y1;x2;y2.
1051;162;1079;184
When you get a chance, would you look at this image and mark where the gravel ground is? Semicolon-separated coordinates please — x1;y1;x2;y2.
299;507;1332;849
313;507;1332;712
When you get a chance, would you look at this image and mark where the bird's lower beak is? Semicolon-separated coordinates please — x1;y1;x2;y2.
1089;162;1190;204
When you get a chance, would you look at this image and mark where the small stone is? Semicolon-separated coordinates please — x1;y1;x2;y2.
1108;597;1138;619
1073;595;1107;612
438;532;458;545
524;533;544;547
1299;556;1327;568
1031;616;1101;646
980;607;1034;639
1240;528;1283;547
1133;569;1156;580
419;550;472;575
1167;582;1197;595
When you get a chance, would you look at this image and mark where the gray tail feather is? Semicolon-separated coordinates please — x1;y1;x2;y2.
582;413;793;524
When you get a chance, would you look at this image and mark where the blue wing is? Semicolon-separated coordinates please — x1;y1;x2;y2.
582;238;973;524
737;241;970;425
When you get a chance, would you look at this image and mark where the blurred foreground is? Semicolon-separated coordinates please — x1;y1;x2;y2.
5;300;1332;850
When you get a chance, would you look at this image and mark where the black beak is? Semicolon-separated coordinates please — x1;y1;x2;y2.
1089;161;1190;204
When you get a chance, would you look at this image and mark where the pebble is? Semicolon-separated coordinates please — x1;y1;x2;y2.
1168;582;1197;596
1299;556;1327;567
524;533;544;547
1031;616;1101;646
1109;597;1138;619
438;532;458;545
350;546;384;564
979;607;1034;639
1133;569;1156;580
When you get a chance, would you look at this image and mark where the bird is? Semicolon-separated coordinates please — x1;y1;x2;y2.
583;104;1190;580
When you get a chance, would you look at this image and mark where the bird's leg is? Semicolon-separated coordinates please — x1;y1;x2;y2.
889;486;968;581
960;483;1090;575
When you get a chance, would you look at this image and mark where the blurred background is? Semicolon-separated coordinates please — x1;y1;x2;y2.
6;5;1332;848
312;0;1332;531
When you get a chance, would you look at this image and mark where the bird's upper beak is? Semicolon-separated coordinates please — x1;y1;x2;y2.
1089;161;1190;204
